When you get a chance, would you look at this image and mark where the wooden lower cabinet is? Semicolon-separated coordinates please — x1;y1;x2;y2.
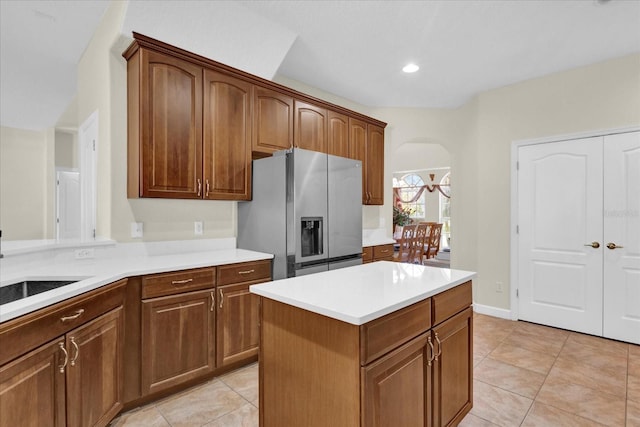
362;333;431;427
0;339;66;427
432;307;473;427
216;282;260;367
260;281;473;427
141;289;215;395
0;306;124;427
362;244;394;263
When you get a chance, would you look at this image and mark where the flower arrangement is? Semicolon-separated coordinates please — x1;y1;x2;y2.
393;206;414;227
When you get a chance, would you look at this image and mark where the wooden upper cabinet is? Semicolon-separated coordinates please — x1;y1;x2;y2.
203;69;252;200
294;100;327;152
252;86;293;156
139;49;203;199
366;124;385;205
328;110;349;158
349;118;368;204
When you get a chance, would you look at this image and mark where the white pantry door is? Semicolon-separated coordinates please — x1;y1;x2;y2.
603;131;640;344
517;137;604;335
56;170;81;240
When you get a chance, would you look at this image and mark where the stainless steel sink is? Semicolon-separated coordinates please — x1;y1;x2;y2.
0;279;83;305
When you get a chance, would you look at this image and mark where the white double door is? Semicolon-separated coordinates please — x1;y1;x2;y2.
517;131;640;344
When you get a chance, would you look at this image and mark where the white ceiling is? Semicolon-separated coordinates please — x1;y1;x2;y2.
1;0;639;131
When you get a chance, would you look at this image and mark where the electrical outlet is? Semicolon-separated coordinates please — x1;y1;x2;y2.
496;282;503;293
131;222;143;238
75;248;95;259
194;221;204;236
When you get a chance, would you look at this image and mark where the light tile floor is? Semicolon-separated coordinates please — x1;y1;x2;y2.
111;313;640;426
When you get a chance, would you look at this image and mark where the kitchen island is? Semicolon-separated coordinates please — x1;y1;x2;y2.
250;261;476;427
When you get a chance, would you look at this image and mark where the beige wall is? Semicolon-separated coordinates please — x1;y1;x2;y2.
55;130;77;169
469;53;640;310
69;1;640;313
0;126;55;240
76;1;236;243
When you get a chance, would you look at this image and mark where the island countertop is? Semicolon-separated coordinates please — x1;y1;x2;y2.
250;261;476;325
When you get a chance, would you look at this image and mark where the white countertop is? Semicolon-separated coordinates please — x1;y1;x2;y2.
250;261;476;325
0;248;273;323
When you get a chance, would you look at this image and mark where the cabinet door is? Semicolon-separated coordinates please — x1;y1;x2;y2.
203;69;252;200
140;49;203;199
361;333;430;427
348;117;368;203
252;86;293;155
141;289;215;395
66;307;123;427
216;283;260;367
294;100;327;153
0;339;66;427
432;308;473;427
328;110;349;158
366;124;385;205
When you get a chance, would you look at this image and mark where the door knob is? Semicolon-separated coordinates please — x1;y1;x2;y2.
584;241;600;249
606;243;623;250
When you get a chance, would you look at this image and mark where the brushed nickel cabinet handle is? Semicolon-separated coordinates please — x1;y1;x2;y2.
380;249;389;253
60;309;85;322
70;337;79;367
434;332;442;361
210;291;215;312
206;179;210;198
197;179;202;197
58;342;68;374
171;278;193;285
584;241;600;249
606;242;623;250
219;289;224;309
238;269;255;275
427;336;435;367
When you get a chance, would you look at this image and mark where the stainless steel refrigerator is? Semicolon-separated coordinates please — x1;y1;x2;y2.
238;148;363;280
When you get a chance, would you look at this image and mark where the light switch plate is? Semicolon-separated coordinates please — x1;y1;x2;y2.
131;222;143;238
194;221;204;236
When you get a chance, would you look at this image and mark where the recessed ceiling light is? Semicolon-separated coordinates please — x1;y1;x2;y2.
402;63;419;73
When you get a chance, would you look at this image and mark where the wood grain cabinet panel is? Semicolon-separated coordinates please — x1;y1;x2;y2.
0;306;124;427
203;69;252;200
216;260;271;367
328;110;349;158
252;86;293;156
366;124;385;205
66;307;124;427
141;289;215;396
431;307;473;427
216;283;260;367
361;333;431;427
349;117;368;204
294;100;327;153
0;339;66;427
139;49;203;199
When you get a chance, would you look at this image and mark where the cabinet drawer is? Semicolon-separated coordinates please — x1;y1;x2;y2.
217;260;271;286
362;246;373;263
142;267;215;299
360;298;431;365
0;279;127;366
373;244;394;260
432;281;472;326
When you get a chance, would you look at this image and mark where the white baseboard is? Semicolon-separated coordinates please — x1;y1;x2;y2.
472;303;512;320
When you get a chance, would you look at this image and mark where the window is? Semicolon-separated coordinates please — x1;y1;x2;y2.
397;174;425;219
439;172;451;248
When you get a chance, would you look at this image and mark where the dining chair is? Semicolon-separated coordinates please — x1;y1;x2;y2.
393;224;416;263
412;223;429;264
424;223;443;260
